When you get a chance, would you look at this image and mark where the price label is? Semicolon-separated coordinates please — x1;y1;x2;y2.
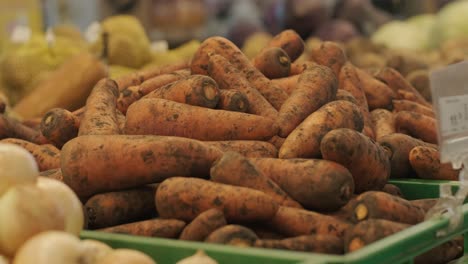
439;94;468;137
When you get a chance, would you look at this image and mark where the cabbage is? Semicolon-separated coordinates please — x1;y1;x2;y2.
430;0;468;48
371;21;429;51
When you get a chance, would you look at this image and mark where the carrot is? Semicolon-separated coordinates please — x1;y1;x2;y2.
410;198;438;213
262;29;304;62
382;184;404;198
339;63;374;139
355;67;396;110
115;61;188;90
72;107;85;118
250;158;354;211
207;54;278;119
247;224;285;239
125;98;278;141
155;177;279;223
254;235;344;254
268;136;286;150
99;218;186;239
252;47;291;79
116;70;190;114
327;196;358;222
276;64;338;137
216;89;249;113
115;110;126;133
409;146;459;181
395;111;437;144
0;92;6;114
378;133;436;178
392;99;435;117
270;75;299;95
143;75;220;108
320;128;390;193
22;117;42;129
210;151;302;208
61;135;223;198
205;141;278;158
415;237;464;264
352;191;425;224
310;41;347;77
336;89;358;105
370;109;395;141
0;115;48;144
279;100;364;159
179;209;227;241
78;78;120;136
40;108;80;148
375;67;430;107
138;70;190;96
289;61;317;76
84;186;157;229
406;69;431;102
0;138;60;171
191;37;288;109
205;225;258;247
397;89;420;102
268;206;351;238
344;219;409;252
39;168;63;181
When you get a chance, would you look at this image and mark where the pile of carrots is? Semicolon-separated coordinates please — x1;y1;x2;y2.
0;29;462;263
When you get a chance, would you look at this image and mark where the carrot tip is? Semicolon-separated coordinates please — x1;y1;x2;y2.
355;203;369;221
348;237;365;252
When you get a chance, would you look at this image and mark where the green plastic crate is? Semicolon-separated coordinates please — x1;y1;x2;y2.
81;179;468;264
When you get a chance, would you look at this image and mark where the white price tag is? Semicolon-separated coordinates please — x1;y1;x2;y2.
439;94;468;137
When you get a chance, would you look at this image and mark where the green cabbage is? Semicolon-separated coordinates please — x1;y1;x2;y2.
371;21;430;51
430;0;468;48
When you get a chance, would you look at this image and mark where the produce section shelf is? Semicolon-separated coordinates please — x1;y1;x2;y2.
81;179;468;264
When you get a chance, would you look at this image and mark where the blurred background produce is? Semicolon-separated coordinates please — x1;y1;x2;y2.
0;0;468;118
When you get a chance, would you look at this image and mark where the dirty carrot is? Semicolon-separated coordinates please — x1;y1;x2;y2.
78;78;120;136
370;109;395;141
409;146;459;181
40;108;80;148
255;235;344;254
392;99;435;117
125;98;278;141
276;64;338;137
205;225;258;246
155;177;279;223
179;209;227;241
99;218;186;239
270;75;300;95
216;89;249;112
250;158;354;211
210;151;302;208
336;89;358;105
262;29;304;62
381;184;404;198
395;111;437;144
205;140;278;158
310;41;347;77
0;114;48;144
355;67;396;110
252;47;291;79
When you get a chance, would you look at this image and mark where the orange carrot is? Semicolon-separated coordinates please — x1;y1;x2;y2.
78;78;120;136
40;108;80;148
0;138;60;171
125;98;278;141
262;29;305;62
268;136;286;150
61;135;223;198
205;140;278;158
336;89;358;105
378;133;436;178
116;85;141;114
394;111;437;144
382;184;404;198
191;37;288;109
310;41;347;77
279;100;364;159
352;191;425;224
289;61;317;76
276;64;338;137
210;151;302;208
0;114;48;144
84;186;156;229
270;75;299;95
39;168;63;181
250;158;354;211
99;218;186;238
143;75;220;108
216;89;249;113
252;47;291;79
339;62;374;139
409;146;459;181
370;109;395;141
392;99;435;117
355;67;396;110
320;128;390;193
179;209;227;241
207;54;278;119
155;177;279;222
268;206;351;238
